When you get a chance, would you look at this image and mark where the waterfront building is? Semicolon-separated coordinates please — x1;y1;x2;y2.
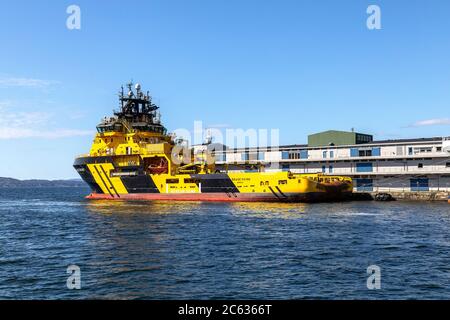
208;130;450;199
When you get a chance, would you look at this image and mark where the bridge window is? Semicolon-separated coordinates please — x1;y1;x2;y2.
278;180;287;185
166;179;179;184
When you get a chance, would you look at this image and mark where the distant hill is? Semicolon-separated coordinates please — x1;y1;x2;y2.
0;177;87;188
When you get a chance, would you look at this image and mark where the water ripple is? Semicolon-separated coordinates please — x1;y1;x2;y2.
1;187;450;299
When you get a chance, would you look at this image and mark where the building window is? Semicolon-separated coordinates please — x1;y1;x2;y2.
288;152;300;159
437;147;442;152
350;148;359;157
329;165;333;173
248;153;258;161
257;152;265;160
282;164;290;172
372;147;381;156
215;154;226;162
321;165;326;173
281;151;289;160
356;162;373;172
359;149;372;157
330;151;334;158
408;147;413;155
418;163;423;169
300;150;308;159
446;162;450;168
410;178;429;191
355;179;373;192
414;147;432;154
322;151;327;158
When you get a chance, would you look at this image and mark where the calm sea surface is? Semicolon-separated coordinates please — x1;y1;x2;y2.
1;187;450;299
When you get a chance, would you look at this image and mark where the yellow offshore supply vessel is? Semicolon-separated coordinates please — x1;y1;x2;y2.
74;83;353;202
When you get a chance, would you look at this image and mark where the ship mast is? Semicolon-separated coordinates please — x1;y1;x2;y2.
116;81;158;118
97;82;167;135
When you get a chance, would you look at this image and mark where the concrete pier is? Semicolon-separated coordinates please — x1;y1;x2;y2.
353;191;449;201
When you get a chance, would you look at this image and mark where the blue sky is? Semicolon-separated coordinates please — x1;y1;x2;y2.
0;0;449;179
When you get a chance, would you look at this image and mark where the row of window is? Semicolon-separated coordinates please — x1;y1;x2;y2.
288;164;336;174
279;162;450;172
223;145;443;162
350;147;381;157
241;152;265;161
281;151;308;160
408;147;440;155
356;134;373;143
355;162;450;172
355;178;430;192
284;162;369;173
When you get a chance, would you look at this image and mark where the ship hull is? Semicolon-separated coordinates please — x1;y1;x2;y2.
85;191;352;202
74;156;353;203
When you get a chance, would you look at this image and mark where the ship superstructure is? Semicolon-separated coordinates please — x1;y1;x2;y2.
74;83;353;202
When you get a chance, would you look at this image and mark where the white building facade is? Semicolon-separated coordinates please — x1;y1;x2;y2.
212;135;450;195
